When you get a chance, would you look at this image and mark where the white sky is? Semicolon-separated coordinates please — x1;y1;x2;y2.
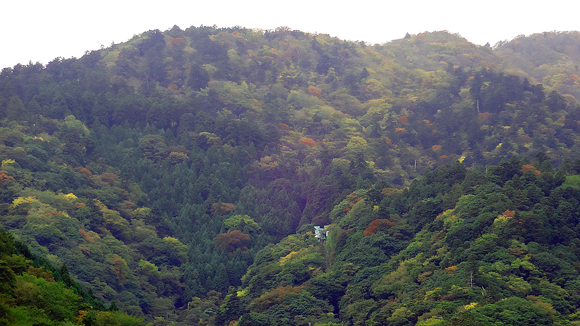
2;0;579;69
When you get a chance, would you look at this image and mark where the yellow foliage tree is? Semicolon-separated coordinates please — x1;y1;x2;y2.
168;151;189;164
280;251;298;265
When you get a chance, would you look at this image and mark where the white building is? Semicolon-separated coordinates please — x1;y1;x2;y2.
314;225;329;242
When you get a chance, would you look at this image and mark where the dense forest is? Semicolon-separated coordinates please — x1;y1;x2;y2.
2;26;580;325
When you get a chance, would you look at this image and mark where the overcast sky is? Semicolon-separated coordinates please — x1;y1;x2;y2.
2;0;579;69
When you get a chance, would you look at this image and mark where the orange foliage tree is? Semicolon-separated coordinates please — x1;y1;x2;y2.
363;219;394;236
502;210;515;218
74;202;86;209
100;172;117;186
110;256;128;284
398;116;408;124
74;167;93;178
308;86;322;97
0;170;15;184
432;145;442;152
79;229;93;243
214;230;250;253
381;136;396;148
299;138;316;147
445;266;458;275
521;164;541;176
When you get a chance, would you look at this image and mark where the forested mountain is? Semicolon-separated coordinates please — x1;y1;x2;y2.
2;25;580;325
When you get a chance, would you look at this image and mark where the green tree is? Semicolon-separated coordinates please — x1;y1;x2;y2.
49;92;71;119
188;64;210;91
6;96;25;121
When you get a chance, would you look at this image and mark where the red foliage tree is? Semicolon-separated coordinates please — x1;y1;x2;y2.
169;37;185;47
363;219;394;236
478;112;491;122
398;116;408;124
344;197;363;213
214;230;250;253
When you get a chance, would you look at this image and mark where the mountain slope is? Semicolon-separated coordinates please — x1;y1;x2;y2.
1;25;580;324
238;158;580;325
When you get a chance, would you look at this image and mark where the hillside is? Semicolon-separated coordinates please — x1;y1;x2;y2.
1;25;580;325
0;228;143;325
495;31;580;101
237;158;580;325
